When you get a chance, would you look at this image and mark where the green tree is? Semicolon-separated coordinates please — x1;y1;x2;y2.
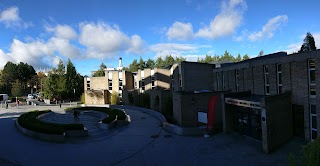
66;59;78;98
145;58;155;68
128;59;139;72
138;57;145;69
43;73;67;100
219;50;235;62
11;80;23;97
155;57;164;68
175;56;186;63
197;55;219;63
52;59;65;75
163;55;175;67
300;32;317;52
92;63;106;77
110;91;119;105
243;54;250;60
1;62;18;92
235;54;242;62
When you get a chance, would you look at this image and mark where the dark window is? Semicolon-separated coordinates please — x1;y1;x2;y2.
311;105;317;114
312;130;317;140
310;70;316;84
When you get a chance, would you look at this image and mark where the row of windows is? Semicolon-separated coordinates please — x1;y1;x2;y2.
215;63;283;95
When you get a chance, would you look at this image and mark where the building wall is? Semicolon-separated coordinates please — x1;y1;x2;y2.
181;62;215;92
263;93;292;153
84;90;109;105
215;50;320;141
173;91;223;129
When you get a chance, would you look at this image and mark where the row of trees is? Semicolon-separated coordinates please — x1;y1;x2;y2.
0;59;84;100
197;51;249;63
43;59;84;100
126;55;186;72
0;62;37;96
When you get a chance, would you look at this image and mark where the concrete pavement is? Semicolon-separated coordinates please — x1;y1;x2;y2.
0;104;305;166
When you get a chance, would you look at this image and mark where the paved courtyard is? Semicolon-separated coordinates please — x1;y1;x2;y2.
0;104;305;166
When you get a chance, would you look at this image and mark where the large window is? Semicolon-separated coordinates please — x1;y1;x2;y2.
277;64;282;94
264;65;270;95
310;105;317;140
119;79;123;90
108;79;112;90
86;80;90;90
309;59;316;97
235;69;239;92
141;78;145;91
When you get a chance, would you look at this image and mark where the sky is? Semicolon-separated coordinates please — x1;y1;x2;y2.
0;0;320;76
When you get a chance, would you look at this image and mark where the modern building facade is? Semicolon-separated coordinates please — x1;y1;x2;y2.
213;50;320;143
84;58;134;104
134;68;171;93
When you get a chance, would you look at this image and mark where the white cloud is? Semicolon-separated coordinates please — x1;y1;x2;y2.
167;22;194;41
0;6;31;28
150;43;211;58
127;35;146;54
46;24;77;40
195;0;247;39
248;15;288;41
8;39;54;68
79;22;144;59
0;49;13;69
48;37;80;58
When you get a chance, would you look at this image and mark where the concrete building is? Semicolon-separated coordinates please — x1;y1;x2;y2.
213;50;320;149
134;68;171;93
84;58;134;104
170;61;215;92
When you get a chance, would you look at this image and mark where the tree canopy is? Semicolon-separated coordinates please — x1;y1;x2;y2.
299;32;317;52
127;55;186;72
92;63;106;77
197;51;249;63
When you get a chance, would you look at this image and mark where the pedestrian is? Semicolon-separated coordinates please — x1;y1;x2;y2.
5;101;8;109
59;101;61;108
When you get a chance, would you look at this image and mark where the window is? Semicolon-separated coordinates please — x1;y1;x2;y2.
277;64;282;94
108;79;112;90
171;75;174;91
216;72;220;91
222;72;225;90
86;80;90;90
151;76;155;89
141;78;145;90
310;105;317;140
264;65;270;95
308;59;316;97
235;69;239;92
119;79;123;90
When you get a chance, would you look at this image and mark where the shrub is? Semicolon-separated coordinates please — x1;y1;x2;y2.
66;106;126;124
18;110;84;135
302;138;320;166
80;93;85;104
110;91;119;105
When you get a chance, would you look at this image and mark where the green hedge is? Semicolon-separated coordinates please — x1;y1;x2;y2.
66;107;126;124
18;110;84;135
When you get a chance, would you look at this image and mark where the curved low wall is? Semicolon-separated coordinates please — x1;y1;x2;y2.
15;120;65;143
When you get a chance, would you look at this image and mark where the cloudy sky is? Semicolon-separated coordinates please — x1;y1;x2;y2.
0;0;319;75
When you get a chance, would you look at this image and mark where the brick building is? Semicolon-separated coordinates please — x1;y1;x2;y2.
213;50;320;146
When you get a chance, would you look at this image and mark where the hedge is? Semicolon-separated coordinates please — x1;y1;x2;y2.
66;107;126;124
18;110;84;135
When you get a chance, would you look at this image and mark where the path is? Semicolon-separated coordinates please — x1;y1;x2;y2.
0;104;305;166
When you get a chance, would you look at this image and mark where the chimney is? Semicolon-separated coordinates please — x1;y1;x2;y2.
119;57;123;68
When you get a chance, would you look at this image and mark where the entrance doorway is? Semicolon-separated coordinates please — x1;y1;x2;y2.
292;104;304;138
233;106;262;141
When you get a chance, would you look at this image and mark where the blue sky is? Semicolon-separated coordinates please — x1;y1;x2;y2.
0;0;319;76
